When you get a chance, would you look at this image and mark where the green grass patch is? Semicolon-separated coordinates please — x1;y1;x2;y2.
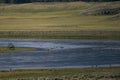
0;47;37;53
0;31;119;40
0;67;120;80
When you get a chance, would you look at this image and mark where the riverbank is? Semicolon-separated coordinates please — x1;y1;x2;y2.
0;31;120;40
0;47;37;53
0;67;120;80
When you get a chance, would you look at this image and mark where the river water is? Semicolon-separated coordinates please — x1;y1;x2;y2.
0;39;120;70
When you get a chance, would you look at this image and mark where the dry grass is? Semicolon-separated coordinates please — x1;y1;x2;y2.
0;1;119;31
0;1;120;39
0;2;90;11
0;15;120;31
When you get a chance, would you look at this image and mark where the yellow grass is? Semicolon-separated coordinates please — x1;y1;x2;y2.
0;2;119;31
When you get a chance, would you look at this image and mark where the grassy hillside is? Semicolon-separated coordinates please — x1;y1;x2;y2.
0;1;120;39
0;67;120;80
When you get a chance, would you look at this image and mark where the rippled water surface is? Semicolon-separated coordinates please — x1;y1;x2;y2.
0;39;120;70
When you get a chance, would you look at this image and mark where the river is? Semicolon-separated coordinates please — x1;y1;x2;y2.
0;39;120;70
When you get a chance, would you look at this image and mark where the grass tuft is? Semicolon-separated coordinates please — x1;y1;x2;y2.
0;47;36;53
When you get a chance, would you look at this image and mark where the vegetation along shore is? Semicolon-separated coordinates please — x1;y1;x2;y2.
0;47;37;53
0;30;120;39
0;67;120;80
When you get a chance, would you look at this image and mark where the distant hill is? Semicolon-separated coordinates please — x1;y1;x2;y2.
0;0;120;4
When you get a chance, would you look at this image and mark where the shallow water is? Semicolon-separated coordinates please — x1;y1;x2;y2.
0;39;120;70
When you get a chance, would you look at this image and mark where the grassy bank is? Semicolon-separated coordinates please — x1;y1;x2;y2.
0;47;36;53
0;67;120;80
0;31;120;39
0;1;120;39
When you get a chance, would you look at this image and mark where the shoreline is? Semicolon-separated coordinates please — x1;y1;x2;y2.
0;67;120;80
0;64;120;71
0;46;37;53
0;30;120;40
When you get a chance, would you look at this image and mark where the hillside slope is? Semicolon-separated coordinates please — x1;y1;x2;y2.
0;1;120;39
